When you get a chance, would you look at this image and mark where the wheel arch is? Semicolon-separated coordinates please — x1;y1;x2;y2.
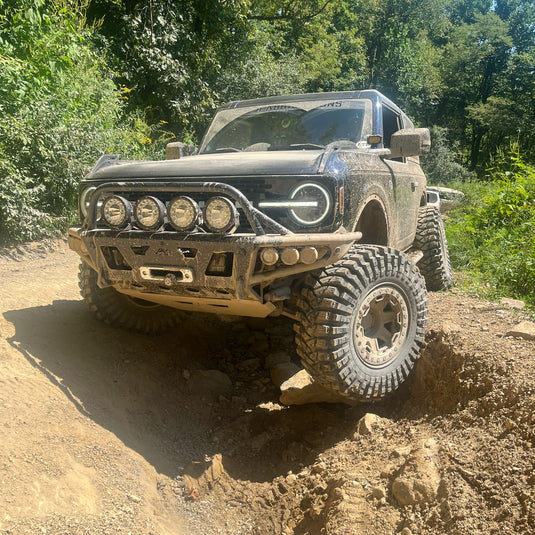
353;195;390;246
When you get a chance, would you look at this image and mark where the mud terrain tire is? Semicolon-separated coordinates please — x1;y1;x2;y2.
78;261;181;333
294;245;428;401
414;206;453;291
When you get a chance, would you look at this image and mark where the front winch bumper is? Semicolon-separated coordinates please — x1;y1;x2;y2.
69;180;362;317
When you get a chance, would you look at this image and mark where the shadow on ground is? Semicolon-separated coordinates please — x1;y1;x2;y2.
4;299;397;484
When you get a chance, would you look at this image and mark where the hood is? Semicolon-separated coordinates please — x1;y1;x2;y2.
87;150;327;180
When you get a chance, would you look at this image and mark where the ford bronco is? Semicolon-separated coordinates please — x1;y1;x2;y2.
68;89;452;402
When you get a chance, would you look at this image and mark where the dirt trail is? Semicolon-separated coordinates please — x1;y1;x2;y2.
0;240;534;534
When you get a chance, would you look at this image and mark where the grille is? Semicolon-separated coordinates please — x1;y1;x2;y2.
86;176;335;233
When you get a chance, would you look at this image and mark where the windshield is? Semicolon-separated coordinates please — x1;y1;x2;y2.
200;98;373;153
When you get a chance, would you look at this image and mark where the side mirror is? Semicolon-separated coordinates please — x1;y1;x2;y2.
389;128;431;158
166;142;196;159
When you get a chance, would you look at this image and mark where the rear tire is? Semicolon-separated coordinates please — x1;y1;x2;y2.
414;206;453;291
294;245;428;402
78;261;181;333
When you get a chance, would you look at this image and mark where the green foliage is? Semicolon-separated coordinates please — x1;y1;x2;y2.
0;1;168;245
446;149;535;304
422;126;473;185
212;38;307;102
435;4;534;172
86;0;249;139
1;0;534;249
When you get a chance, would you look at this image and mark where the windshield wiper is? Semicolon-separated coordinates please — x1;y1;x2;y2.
288;143;325;150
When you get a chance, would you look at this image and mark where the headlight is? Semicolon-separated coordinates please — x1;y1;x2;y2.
80;186;97;218
288;183;331;226
134;196;165;230
203;196;239;233
167;196;200;231
101;195;131;229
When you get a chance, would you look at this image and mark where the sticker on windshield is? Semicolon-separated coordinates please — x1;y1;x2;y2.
319;101;343;108
252;105;298;114
318;100;367;109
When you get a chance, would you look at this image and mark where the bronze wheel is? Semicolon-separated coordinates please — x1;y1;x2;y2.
295;246;428;401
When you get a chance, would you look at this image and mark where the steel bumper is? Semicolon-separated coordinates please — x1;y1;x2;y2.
69;180;361;316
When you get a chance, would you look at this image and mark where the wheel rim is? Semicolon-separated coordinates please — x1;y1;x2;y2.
353;284;409;367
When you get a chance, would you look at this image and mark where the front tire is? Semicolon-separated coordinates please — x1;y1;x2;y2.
294;246;428;402
78;261;181;333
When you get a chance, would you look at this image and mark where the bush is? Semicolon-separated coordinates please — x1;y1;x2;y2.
0;2;169;246
446;149;535;305
421;126;473;185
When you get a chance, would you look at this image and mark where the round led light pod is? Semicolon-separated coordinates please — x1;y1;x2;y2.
300;246;319;265
289;182;331;226
260;247;279;266
101;195;131;229
134;196;165;230
203;196;239;233
167;196;200;231
280;247;300;266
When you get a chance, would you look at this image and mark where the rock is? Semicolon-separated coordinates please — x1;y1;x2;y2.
355;413;387;436
391;438;441;507
392;477;418;506
505;321;535;341
371;486;386;499
187;370;232;398
500;297;525;310
286;473;297;484
279;369;354;405
392;446;412;458
270;362;303;387
239;357;261;370
312;461;326;473
257;401;285;411
183;454;225;498
265;350;292;369
439;322;461;334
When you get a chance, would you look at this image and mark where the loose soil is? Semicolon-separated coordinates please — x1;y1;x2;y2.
0;240;533;534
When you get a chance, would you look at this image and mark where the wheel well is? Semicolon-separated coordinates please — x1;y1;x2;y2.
355;200;388;245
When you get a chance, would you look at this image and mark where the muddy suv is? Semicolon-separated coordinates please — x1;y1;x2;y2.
68;90;452;402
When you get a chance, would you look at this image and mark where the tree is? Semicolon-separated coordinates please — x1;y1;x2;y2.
86;0;250;139
436;0;534;172
437;13;513;171
0;0;162;244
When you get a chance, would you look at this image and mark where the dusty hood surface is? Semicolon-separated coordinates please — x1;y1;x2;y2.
87;151;327;180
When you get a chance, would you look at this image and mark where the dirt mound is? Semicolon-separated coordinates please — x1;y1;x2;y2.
186;294;535;535
0;238;67;263
408;328;495;415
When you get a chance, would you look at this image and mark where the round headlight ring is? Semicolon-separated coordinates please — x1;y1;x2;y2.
101;195;132;229
289;182;331;226
134;196;165;230
80;186;97;218
203;196;239;233
167;196;200;231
